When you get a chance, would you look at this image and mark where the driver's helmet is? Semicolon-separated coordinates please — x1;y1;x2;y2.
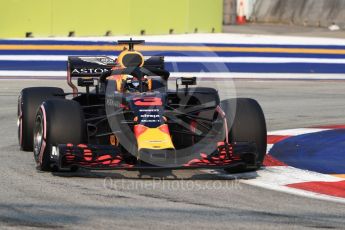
123;75;150;92
110;46;152;92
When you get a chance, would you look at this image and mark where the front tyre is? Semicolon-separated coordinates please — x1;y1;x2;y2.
33;99;86;171
221;98;267;172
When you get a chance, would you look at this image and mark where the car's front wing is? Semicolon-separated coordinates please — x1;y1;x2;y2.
50;142;259;171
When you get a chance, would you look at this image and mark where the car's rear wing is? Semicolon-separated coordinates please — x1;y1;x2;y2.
67;56;165;78
67;55;165;95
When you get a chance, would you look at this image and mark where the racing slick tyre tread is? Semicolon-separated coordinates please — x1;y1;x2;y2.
34;99;86;171
18;87;64;151
221;98;267;172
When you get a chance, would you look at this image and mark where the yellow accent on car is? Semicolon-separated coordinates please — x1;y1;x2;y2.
147;78;152;91
115;78;123;91
136;126;174;150
109;134;119;146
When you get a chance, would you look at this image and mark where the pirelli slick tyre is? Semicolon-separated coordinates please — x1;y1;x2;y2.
33;99;86;171
221;98;267;172
18;87;64;151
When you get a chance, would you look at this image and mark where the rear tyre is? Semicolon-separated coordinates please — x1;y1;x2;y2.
18;87;64;151
33;99;86;171
221;98;267;172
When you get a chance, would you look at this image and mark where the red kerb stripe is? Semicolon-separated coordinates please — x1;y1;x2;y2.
267;135;291;144
287;180;345;198
263;154;287;166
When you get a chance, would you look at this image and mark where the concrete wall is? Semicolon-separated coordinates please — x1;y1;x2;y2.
251;0;345;27
0;0;222;38
223;0;237;24
240;0;257;19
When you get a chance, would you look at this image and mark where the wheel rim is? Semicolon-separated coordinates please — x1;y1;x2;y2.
33;115;43;159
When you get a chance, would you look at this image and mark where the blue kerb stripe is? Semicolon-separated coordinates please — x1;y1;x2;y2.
269;129;345;174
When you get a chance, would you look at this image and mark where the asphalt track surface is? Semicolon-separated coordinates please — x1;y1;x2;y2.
1;79;345;229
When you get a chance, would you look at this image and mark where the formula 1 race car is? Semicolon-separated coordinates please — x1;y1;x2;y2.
17;39;267;173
